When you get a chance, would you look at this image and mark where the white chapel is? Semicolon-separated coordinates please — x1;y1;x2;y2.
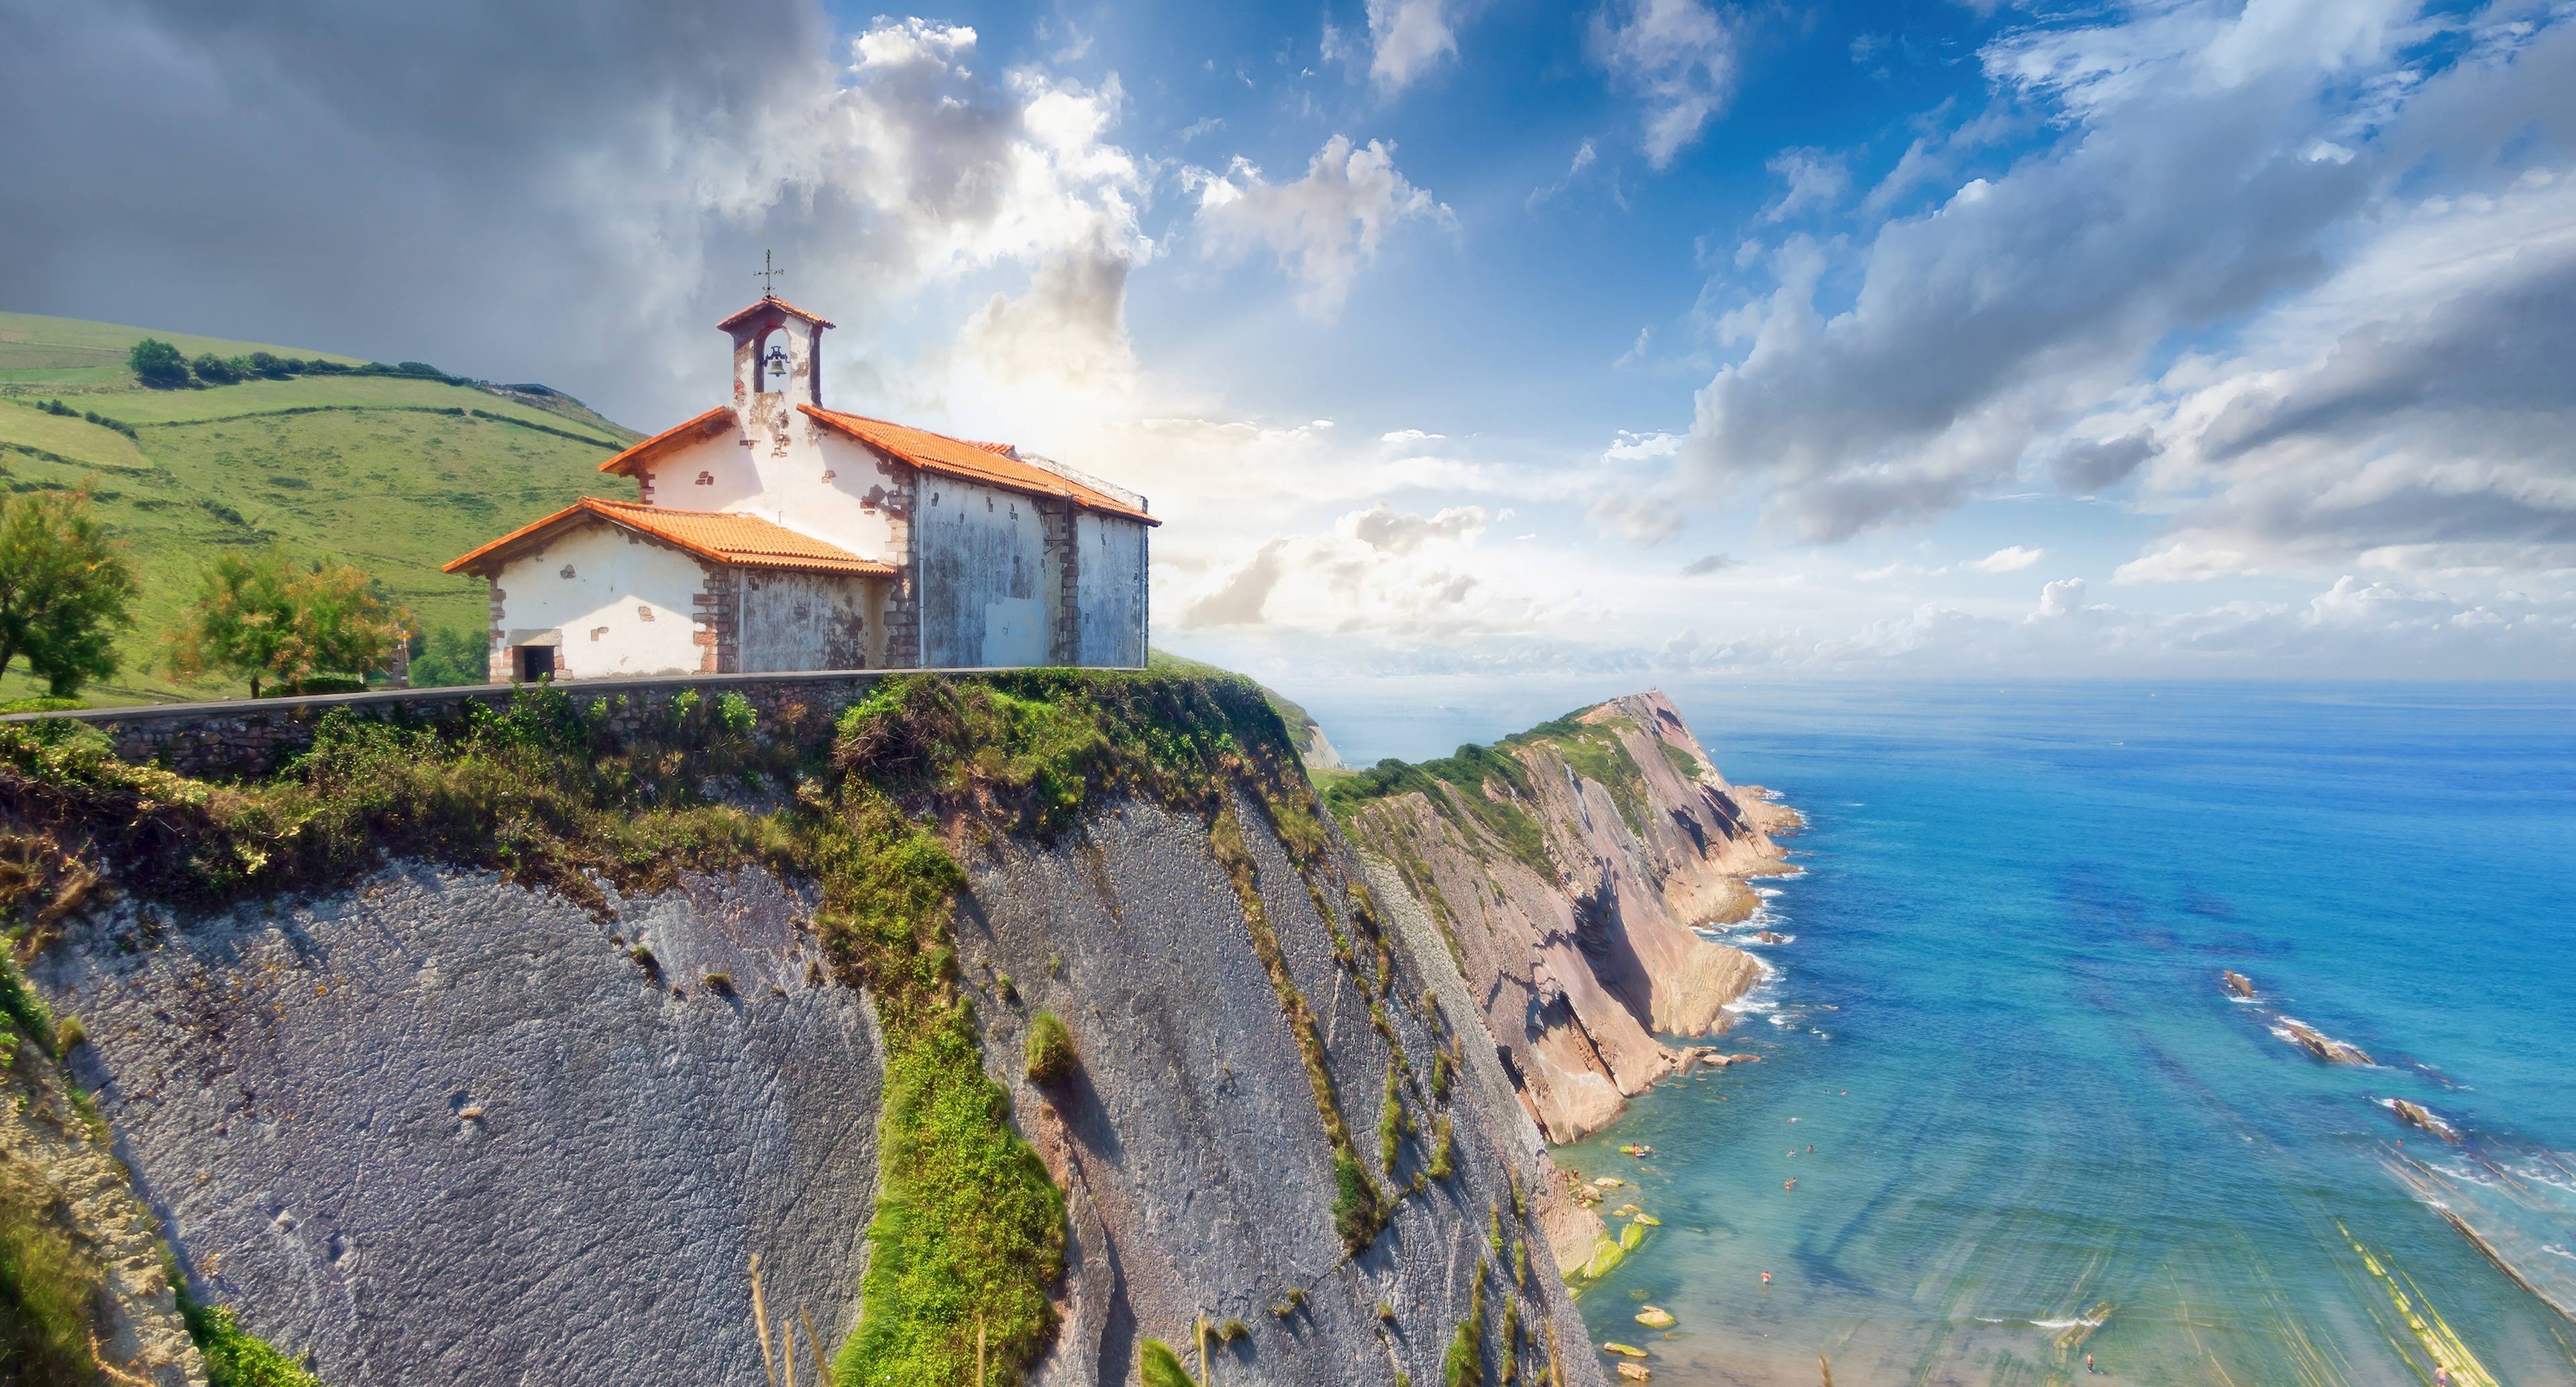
447;294;1154;680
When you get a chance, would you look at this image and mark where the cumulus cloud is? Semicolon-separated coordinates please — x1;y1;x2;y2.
1344;501;1491;552
0;3;1159;431
1365;0;1468;91
1176;505;1536;642
1762;147;1849;221
2050;430;2160;491
1589;486;1688;544
1968;545;2045;573
1682;0;2576;571
1589;0;1737;169
1682;553;1743;575
1183;540;1290;626
1189;135;1451;317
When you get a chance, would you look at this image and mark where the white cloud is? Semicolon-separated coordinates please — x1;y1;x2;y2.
1365;0;1467;91
1679;0;2576;590
1969;545;2045;573
1589;0;1737;169
1189;135;1452;317
1762;147;1849;222
1529;138;1601;209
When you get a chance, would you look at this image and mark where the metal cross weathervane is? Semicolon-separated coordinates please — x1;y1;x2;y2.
754;249;785;297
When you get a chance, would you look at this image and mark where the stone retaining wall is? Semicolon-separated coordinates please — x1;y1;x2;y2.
0;669;1091;778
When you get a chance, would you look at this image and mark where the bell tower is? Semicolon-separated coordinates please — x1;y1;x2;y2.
718;294;832;411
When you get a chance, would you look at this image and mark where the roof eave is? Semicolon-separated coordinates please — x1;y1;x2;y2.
799;404;1159;526
598;406;736;476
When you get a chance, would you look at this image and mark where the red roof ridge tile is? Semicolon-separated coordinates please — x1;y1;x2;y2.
445;496;894;577
800;404;1157;525
598;406;736;476
716;295;837;331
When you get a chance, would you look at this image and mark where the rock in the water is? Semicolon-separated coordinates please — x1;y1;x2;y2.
1756;930;1785;944
1635;1306;1676;1329
2279;1019;2373;1066
1603;1343;1647;1357
2220;970;2256;999
2385;1098;2462;1142
1618;1364;1653;1382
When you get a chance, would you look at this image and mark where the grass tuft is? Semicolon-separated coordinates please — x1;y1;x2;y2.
1024;1011;1077;1087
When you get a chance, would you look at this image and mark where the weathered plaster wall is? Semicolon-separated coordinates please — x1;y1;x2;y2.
1074;512;1148;669
735;569;882;672
633;430;763;516
488;522;713;679
36;867;883;1387
916;475;1051;668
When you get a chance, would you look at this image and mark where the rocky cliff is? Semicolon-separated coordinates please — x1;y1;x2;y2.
0;673;1607;1387
1326;692;1799;1152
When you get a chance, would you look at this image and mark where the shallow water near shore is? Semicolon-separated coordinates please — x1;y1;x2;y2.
1293;679;2576;1386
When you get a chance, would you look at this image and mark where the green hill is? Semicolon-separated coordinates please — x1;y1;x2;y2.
0;311;644;704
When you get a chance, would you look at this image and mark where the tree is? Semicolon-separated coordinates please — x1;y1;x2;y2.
164;550;412;698
0;489;138;698
406;626;488;687
127;337;191;388
189;353;242;385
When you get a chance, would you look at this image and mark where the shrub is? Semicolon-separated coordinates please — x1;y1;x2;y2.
242;351;297;380
1024;1009;1076;1086
189;353;242;385
1428;1114;1455;1180
1216;1319;1249;1343
127;337;190;388
407;626;488;688
0;488;138;698
1138;1339;1196;1387
181;1296;322;1387
0;1156;101;1386
1333;1148;1386;1250
1443;1264;1487;1387
163;549;412;698
714;690;757;733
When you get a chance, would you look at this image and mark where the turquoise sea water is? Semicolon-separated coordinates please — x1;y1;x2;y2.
1291;679;2576;1386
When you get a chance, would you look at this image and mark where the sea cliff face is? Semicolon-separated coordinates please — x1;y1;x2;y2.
1;673;1607;1387
1328;692;1799;1148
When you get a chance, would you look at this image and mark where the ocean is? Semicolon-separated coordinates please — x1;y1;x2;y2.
1288;678;2576;1387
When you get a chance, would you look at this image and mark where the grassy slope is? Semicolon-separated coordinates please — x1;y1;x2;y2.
0;311;643;704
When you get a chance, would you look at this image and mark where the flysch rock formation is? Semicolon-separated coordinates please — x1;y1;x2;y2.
31;798;1608;1387
36;867;883;1387
961;795;1601;1387
1336;691;1799;1148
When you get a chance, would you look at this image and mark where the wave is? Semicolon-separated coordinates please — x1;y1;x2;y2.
2385;1152;2576;1326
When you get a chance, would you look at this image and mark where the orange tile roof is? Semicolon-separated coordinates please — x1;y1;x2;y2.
801;404;1158;525
598;405;736;477
444;497;896;577
716;295;837;331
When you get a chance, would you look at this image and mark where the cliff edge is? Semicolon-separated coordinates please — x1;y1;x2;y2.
1326;691;1799;1148
0;673;1607;1387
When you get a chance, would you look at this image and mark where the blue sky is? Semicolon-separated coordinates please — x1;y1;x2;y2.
5;0;2572;678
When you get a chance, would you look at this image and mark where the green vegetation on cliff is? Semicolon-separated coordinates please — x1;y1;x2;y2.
1322;700;1662;875
0;668;1408;1384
